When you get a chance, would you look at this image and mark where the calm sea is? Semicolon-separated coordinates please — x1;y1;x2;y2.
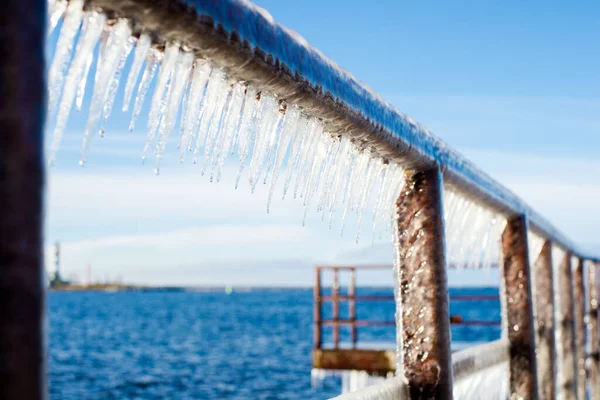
49;288;501;399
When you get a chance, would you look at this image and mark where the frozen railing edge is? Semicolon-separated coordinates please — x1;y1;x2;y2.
82;0;598;262
330;376;409;400
452;339;508;382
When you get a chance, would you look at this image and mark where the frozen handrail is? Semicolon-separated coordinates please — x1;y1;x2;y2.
80;0;598;262
330;376;408;400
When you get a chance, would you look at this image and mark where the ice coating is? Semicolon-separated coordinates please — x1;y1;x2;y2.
443;187;507;269
46;14;406;241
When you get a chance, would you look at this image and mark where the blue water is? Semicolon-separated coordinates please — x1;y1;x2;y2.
49;288;500;399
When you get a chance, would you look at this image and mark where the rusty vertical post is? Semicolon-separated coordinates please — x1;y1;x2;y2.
0;0;46;399
556;252;578;399
314;267;322;350
395;167;452;399
500;216;539;399
349;267;357;347
533;241;556;400
573;258;587;399
333;268;340;349
587;261;599;400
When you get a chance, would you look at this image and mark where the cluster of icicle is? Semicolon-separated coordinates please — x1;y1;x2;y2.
46;0;405;242
443;188;507;269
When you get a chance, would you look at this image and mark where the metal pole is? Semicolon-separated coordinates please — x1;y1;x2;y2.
349;268;357;347
0;0;46;399
573;258;587;399
500;216;539;399
557;252;578;399
333;268;340;349
587;261;599;400
394;167;452;399
533;241;556;400
314;267;322;350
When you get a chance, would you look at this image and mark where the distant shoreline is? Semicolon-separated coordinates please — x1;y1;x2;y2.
49;284;499;292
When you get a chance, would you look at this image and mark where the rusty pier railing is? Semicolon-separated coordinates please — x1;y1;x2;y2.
5;1;600;399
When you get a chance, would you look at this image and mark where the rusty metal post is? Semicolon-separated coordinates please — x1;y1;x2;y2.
314;267;322;350
533;241;556;400
333;268;340;349
573;258;587;399
500;216;539;399
556;252;578;399
0;0;46;399
395;167;452;399
587;261;600;400
349;268;357;347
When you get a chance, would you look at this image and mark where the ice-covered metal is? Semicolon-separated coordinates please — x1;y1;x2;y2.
70;0;599;262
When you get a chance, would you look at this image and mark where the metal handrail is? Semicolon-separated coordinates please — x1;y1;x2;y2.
315;266;502;350
86;0;598;263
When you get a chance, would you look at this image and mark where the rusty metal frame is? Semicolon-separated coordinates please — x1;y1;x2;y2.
500;216;538;399
589;262;600;400
556;252;578;399
395;168;452;399
0;0;46;399
532;241;556;400
573;257;587;399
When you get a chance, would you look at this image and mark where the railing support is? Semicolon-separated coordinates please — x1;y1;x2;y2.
556;252;578;399
395;167;452;399
314;268;322;350
333;268;340;349
500;216;538;399
573;258;587;399
533;241;556;400
0;1;46;399
349;268;357;347
587;261;600;400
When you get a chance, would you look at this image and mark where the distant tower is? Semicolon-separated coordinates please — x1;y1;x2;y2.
54;242;60;280
49;242;67;287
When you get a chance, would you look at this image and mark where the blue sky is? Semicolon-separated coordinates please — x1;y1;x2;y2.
45;0;599;287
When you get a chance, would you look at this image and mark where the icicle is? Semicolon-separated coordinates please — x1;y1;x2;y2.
281;116;309;199
325;137;353;228
234;88;260;188
262;103;287;185
356;158;383;243
80;19;132;165
316;137;342;214
293;121;320;199
192;69;227;163
129;49;160;132
143;42;180;161
100;35;134;136
266;106;300;213
200;81;233;174
247;94;281;192
210;83;246;183
122;34;151;112
48;11;105;166
154;51;194;174
301;133;334;225
179;61;212;160
75;52;93;111
340;149;370;236
48;0;84;116
48;0;67;37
